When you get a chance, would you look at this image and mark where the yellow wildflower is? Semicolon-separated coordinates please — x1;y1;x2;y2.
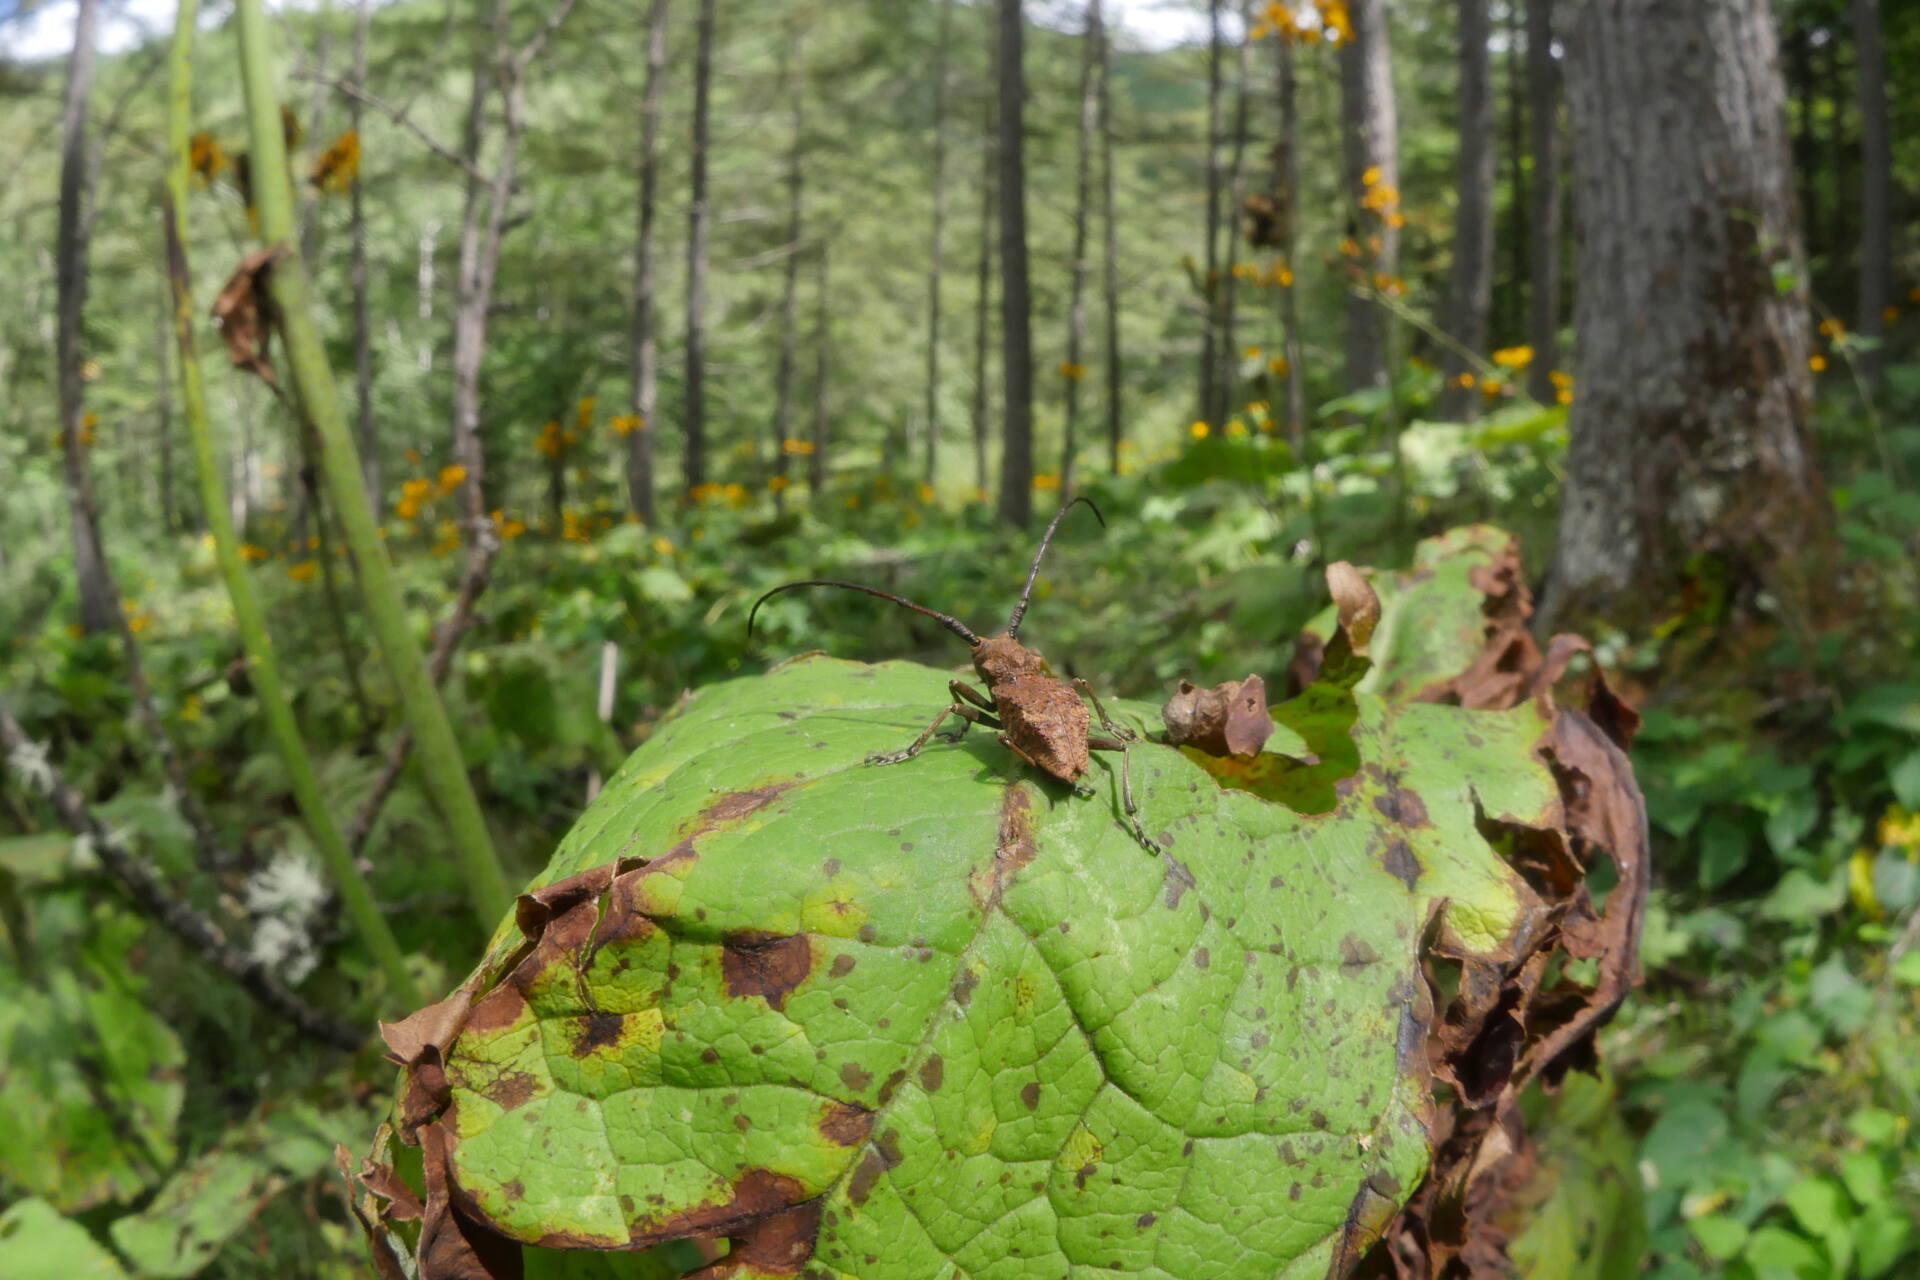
576;397;597;430
287;560;317;582
1548;369;1573;391
1243;345;1262;359
1268;354;1290;377
1455;372;1478;390
1059;360;1087;381
652;536;674;556
1190;421;1211;440
1491;345;1533;369
1809;354;1827;373
239;543;268;562
1818;317;1845;340
1879;805;1920;851
611;414;643;435
769;474;791;492
1033;473;1061;492
438;463;467;493
1225;418;1247;437
1361;165;1381;189
781;437;816;456
309;129;360;193
1556;388;1573;405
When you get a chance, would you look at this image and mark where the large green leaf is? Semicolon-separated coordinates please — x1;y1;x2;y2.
0;895;184;1211
367;635;1618;1279
0;1199;129;1280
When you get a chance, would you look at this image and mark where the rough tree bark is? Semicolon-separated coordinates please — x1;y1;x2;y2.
1851;0;1889;387
626;0;667;523
1525;0;1562;404
1272;29;1306;445
769;24;806;511
1198;0;1223;423
809;246;830;496
684;0;717;495
1059;0;1100;495
971;14;997;499
1547;0;1829;625
994;0;1034;529
1214;0;1252;430
57;0;118;635
1503;0;1526;343
1097;0;1122;472
924;0;954;490
1339;0;1398;392
1440;0;1495;419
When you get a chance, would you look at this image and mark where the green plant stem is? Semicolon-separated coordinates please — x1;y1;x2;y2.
230;0;513;925
166;0;418;1008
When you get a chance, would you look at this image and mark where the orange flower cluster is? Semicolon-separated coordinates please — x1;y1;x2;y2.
535;419;577;458
610;414;644;436
780;437;816;456
690;482;749;508
189;132;227;182
309;130;360;193
1250;1;1352;46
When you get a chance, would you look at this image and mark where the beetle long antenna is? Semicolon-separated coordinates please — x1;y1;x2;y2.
748;580;982;646
1006;496;1104;637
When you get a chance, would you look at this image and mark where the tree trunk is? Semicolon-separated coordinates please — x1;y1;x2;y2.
809;246;830;496
1852;0;1889;386
971;19;997;500
1097;0;1121;472
769;23;805;511
1525;0;1562;403
1503;0;1527;345
1214;0;1253;430
994;0;1034;529
156;294;176;531
924;0;954;491
1548;0;1829;625
1340;0;1398;392
684;0;717;496
1198;0;1223;423
1273;32;1306;446
1060;0;1100;495
1440;0;1495;419
449;0;507;533
349;0;379;503
626;0;667;524
57;0;117;635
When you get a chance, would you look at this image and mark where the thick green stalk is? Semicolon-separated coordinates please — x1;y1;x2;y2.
229;0;512;924
167;0;417;1008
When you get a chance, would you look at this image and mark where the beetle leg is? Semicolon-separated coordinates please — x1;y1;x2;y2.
1073;678;1137;743
996;731;1045;774
870;702;998;766
938;681;1002;742
952;680;997;713
1090;735;1160;854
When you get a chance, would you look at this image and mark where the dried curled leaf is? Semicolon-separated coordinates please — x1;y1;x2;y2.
1160;673;1272;758
210;247;287;388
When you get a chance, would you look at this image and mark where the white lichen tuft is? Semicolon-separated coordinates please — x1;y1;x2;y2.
242;852;329;984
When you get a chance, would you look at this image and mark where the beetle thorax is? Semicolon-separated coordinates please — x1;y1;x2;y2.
971;634;1048;687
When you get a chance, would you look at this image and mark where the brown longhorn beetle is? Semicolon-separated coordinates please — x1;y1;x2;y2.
749;497;1159;852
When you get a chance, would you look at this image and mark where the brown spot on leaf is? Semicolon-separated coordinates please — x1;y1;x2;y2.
818;1102;873;1147
919;1054;945;1093
1381;839;1420;890
486;1071;538;1111
721;931;813;1011
1162;857;1197;909
996;785;1036;877
1020;1082;1041;1111
1339;935;1379;969
828;954;856;979
573;1011;624;1057
1373;784;1431;829
951;967;979;1006
838;1062;873;1094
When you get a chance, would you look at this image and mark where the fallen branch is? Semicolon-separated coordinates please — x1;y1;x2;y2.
0;705;366;1051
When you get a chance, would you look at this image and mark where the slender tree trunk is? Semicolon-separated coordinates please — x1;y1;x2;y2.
1198;0;1223;423
1503;0;1527;344
971;33;997;500
1340;0;1398;392
57;0;117;634
626;0;667;523
1852;0;1889;386
809;246;830;495
349;0;379;503
1214;1;1252;429
1441;0;1496;419
1825;39;1849;303
156;295;176;531
1525;0;1562;403
924;0;954;491
994;0;1034;528
450;0;506;532
1097;0;1121;472
1548;0;1828;625
1060;0;1100;494
769;26;806;511
1274;32;1306;446
684;0;717;495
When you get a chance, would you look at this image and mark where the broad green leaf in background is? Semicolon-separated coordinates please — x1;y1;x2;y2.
366;635;1618;1278
0;1199;130;1280
0;896;184;1211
